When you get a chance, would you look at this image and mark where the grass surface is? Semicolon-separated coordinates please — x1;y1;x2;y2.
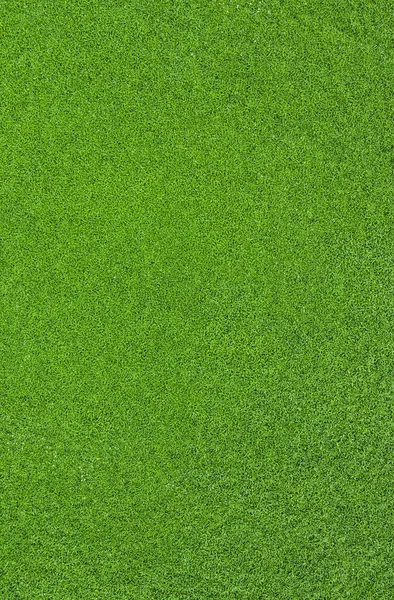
1;1;394;598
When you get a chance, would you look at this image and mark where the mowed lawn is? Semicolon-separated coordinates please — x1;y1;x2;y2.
1;1;393;598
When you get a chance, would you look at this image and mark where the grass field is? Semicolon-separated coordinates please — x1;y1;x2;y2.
1;1;394;598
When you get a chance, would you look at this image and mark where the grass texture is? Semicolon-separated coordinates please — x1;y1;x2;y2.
1;1;394;598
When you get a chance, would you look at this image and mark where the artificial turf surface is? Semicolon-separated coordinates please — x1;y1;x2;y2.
1;0;394;598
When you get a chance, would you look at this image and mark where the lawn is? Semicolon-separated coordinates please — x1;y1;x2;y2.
1;1;393;598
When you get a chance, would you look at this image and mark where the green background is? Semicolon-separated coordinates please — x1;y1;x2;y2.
1;1;393;598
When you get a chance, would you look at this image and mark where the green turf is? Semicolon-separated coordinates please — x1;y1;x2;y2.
1;0;393;598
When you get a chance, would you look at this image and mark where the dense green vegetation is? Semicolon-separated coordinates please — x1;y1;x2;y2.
1;1;393;597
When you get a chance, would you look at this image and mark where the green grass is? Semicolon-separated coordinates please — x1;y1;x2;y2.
1;1;394;598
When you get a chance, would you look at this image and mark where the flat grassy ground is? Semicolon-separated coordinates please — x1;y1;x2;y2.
1;1;393;598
